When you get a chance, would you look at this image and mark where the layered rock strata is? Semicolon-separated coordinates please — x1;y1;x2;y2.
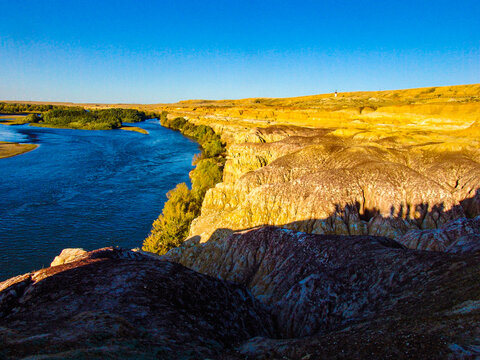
189;125;480;245
0;248;273;359
168;226;480;359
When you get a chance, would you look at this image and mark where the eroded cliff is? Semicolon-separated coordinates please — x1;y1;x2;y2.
187;124;480;246
2;85;480;359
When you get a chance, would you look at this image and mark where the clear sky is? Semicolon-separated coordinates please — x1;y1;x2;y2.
0;0;479;103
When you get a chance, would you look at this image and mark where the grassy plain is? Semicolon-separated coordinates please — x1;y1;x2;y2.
143;84;480;144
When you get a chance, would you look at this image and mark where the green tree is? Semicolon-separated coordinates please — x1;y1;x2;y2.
143;113;226;255
142;183;200;255
191;158;223;199
24;113;40;123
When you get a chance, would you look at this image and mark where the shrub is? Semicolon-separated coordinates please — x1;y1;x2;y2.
142;183;199;255
191;158;223;199
40;108;148;130
203;140;224;157
24;113;41;123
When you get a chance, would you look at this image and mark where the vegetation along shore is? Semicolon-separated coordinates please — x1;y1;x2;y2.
0;104;156;157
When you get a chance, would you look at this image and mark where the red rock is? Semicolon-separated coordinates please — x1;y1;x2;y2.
169;226;480;358
0;247;273;359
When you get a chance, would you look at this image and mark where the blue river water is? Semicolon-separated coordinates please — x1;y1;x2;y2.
0;120;199;281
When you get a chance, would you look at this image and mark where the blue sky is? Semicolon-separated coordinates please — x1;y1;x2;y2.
0;0;479;103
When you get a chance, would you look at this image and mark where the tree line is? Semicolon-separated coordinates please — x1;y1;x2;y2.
40;108;150;130
0;102;64;113
0;103;152;130
142;113;226;255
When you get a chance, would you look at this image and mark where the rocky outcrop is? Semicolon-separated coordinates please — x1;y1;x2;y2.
50;247;87;266
398;215;480;252
2;228;480;359
168;226;480;358
189;126;480;244
0;247;273;359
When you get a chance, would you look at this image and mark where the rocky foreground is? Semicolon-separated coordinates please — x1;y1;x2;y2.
1;220;480;359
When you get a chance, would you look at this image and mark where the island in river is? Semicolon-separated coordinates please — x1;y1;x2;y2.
0;109;151;159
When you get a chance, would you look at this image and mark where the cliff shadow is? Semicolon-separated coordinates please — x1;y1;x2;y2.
198;187;480;249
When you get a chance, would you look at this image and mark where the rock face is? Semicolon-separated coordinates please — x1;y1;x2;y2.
398;215;480;251
168;226;480;358
2;229;480;359
50;247;87;266
0;247;273;359
189;125;480;244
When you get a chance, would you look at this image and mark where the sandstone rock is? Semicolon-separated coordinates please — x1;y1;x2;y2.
168;226;480;358
0;247;273;359
398;216;480;251
50;247;87;266
189;126;480;244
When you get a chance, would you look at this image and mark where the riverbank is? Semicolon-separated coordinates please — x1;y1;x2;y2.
0;114;30;125
139;85;480;247
0;120;199;280
29;123;149;135
142;115;225;255
0;141;38;158
1;106;155;131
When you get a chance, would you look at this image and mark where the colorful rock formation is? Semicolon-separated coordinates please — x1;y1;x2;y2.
0;248;273;359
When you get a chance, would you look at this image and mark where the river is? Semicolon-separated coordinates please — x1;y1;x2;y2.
0;120;199;281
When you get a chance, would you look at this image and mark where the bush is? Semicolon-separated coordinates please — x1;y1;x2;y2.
142;183;199;255
40;108;148;130
203;140;224;157
143;115;226;255
161;116;225;158
190;158;223;199
25;113;41;123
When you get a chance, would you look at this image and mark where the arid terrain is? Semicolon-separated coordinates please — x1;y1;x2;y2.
145;85;480;245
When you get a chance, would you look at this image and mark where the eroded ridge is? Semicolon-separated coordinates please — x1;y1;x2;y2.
0;247;273;359
190;126;480;244
168;226;480;359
